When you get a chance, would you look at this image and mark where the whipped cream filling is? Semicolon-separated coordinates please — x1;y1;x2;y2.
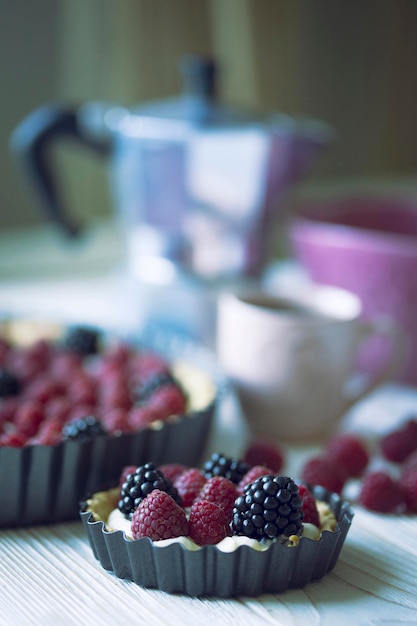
105;505;331;550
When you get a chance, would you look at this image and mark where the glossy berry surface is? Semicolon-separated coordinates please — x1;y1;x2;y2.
118;462;181;519
62;415;106;440
232;475;303;540
203;452;250;484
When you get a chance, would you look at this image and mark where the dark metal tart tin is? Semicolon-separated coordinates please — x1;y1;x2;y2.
0;321;220;527
80;485;354;597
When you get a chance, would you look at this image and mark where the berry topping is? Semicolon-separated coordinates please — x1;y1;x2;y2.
203;452;250;484
131;490;189;541
174;468;207;507
298;484;320;527
195;476;237;521
188;500;230;546
358;471;405;513
380;418;417;463
147;384;187;419
300;456;347;494
134;371;176;402
62;415;106;441
326;433;369;478
243;438;284;473
118;462;181;519
236;465;275;495
0;368;21;398
232;476;303;540
159;463;188;483
63;326;100;356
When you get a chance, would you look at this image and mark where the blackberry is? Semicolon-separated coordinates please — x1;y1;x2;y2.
62;415;106;440
203;452;250;484
0;368;21;398
118;462;181;519
134;371;176;403
63;326;100;356
232;475;304;540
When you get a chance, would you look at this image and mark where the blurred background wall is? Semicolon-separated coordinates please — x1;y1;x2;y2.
1;0;417;231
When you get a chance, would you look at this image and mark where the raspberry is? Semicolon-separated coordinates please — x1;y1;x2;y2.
401;449;417;479
358;471;405;513
159;463;188;483
174;468;206;507
243;439;284;473
118;462;181;519
232;475;303;539
326;433;369;477
29;418;63;445
68;376;97;406
101;408;132;434
119;465;138;487
203;452;250;484
131;490;189;541
0;431;27;447
24;376;64;405
402;468;417;513
300;456;347;494
236;466;274;495
50;352;83;378
128;406;159;430
129;352;169;381
188;500;230;546
298;484;320;527
44;397;72;424
14;401;44;438
147;384;187;419
0;397;18;427
380;419;417;463
196;476;237;520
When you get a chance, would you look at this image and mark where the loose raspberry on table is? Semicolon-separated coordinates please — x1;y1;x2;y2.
298;484;320;527
402;468;417;513
195;476;237;521
243;438;284;473
236;465;274;495
380;418;417;464
174;468;206;507
325;433;369;478
358;470;405;513
131;490;189;541
401;449;417;479
300;456;347;494
188;499;230;546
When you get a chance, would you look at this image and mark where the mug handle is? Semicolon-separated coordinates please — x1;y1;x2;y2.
9;103;111;238
343;316;408;408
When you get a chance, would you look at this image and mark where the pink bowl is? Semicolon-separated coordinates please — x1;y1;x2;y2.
289;194;417;385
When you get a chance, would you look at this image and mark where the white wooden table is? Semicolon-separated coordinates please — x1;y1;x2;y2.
1;223;417;625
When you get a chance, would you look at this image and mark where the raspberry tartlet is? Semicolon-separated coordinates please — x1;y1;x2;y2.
81;454;353;597
0;319;217;527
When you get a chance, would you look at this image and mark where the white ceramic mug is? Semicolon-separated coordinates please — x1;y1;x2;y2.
216;285;406;441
